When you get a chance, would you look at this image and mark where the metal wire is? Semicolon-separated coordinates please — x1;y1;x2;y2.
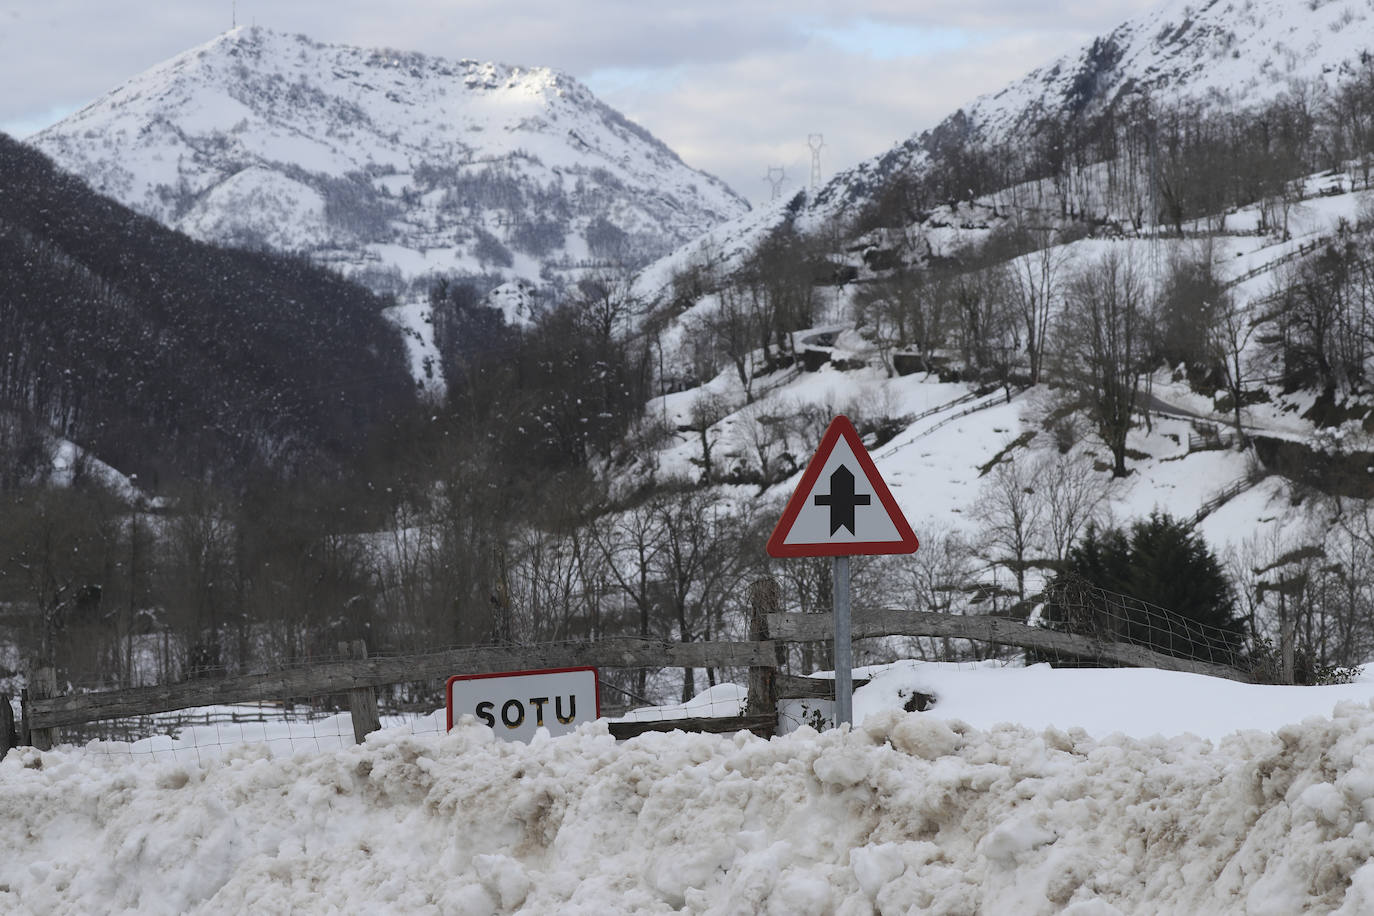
1035;576;1248;670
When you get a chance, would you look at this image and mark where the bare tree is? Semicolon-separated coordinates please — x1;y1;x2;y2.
868;525;991;661
731;401;795;488
652;488;757;699
588;496;666;699
0;483;121;677
508;525;590;643
163;482;237;676
1324;507;1374;667
688;287;760;400
572;270;639;347
776;555;832;675
1264;238;1374;396
1211;281;1257;446
1036;451;1113;565
421;444;518;648
373;492;431;648
952;263;1016;379
591;484;759;701
972;459;1045;604
1008;225;1067;385
1156;240;1228;372
685;391;732;484
747;222;820;360
1055;249;1152;477
853;264;930;378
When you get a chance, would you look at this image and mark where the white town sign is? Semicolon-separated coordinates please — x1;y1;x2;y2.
446;667;600;742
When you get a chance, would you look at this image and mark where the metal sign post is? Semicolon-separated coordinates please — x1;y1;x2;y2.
766;415;918;729
832;555;853;725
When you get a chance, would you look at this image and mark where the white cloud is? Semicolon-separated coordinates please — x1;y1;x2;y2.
596;28;1093;203
0;1;1162;203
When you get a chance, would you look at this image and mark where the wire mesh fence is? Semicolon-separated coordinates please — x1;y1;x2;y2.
1035;576;1248;673
53;680;454;763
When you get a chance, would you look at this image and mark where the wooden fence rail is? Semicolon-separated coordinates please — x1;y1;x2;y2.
1192;468;1271;525
19;604;1252;750
767;609;1251;683
26;636;778;732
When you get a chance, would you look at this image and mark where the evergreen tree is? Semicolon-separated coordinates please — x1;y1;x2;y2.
1052;512;1243;662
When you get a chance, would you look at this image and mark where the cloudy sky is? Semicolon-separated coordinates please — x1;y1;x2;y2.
0;1;1159;205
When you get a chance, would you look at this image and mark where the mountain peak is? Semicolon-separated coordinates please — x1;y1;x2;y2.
30;25;748;298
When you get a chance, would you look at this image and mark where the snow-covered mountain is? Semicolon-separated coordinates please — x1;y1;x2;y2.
966;0;1373;135
634;0;1374;305
29;27;748;299
825;0;1374;212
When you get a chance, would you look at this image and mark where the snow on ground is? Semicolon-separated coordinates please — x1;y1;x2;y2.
615;683;747;723
383;299;443;399
7;662;1374;913
104;707;448;766
856;660;1374;742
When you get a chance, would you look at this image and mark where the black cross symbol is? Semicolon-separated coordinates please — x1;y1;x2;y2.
814;465;870;535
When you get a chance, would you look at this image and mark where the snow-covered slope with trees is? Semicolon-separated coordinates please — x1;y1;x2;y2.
967;0;1374;136
823;0;1374;214
608;0;1374;690
28;27;748;299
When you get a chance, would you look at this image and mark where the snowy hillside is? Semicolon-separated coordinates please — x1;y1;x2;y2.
626;0;1374;274
635;0;1374;303
6;662;1374;913
625;164;1374;654
965;0;1374;136
619;0;1374;623
824;0;1374;213
28;27;748;298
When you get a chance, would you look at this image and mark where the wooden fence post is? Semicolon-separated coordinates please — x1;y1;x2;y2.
25;667;57;750
19;688;29;748
1;693;15;757
341;640;381;744
746;579;780;729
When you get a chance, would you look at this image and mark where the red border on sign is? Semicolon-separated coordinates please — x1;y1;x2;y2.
446;666;601;731
766;414;919;558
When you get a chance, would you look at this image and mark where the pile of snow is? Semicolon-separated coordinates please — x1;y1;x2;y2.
615;682;747;723
6;661;1374;913
857;660;1374;742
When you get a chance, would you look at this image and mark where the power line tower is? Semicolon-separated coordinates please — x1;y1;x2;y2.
764;166;786;201
808;134;825;191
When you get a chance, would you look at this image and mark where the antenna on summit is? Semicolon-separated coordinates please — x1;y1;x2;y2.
764;166;786;201
808;134;824;191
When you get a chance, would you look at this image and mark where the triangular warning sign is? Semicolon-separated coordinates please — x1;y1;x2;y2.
766;415;919;558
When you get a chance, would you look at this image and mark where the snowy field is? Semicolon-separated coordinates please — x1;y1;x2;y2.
7;662;1374;913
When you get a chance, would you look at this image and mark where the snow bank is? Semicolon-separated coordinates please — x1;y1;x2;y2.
856;661;1374;742
9;691;1374;913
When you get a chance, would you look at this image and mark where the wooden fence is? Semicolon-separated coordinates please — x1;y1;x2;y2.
1191;467;1272;525
10;597;1252;752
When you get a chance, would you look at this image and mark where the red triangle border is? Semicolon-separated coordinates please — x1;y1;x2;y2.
766;414;919;558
